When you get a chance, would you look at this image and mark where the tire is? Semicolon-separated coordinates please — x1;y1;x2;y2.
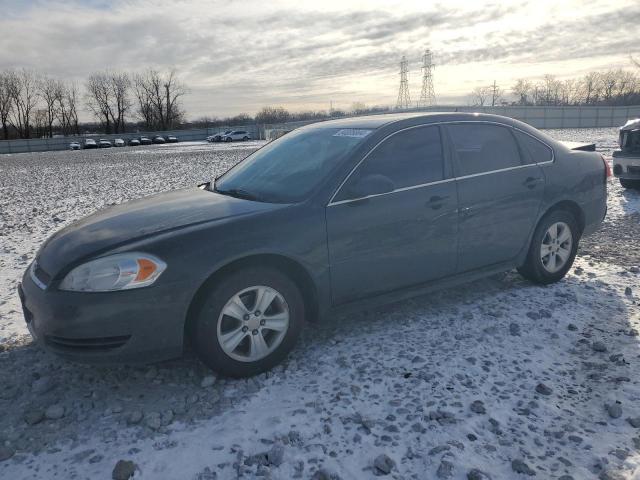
225;137;232;142
620;178;640;189
242;136;249;141
517;209;580;285
192;267;304;377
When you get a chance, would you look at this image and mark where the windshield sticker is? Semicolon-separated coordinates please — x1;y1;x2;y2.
333;129;373;138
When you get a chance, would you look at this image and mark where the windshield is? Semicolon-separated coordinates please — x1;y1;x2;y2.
215;127;372;203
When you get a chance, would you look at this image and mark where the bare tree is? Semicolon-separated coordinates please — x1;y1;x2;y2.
471;86;490;106
512;79;532;105
134;69;187;130
489;81;502;106
39;75;62;138
580;72;600;104
55;81;80;135
85;72;114;133
7;69;39;138
0;71;13;139
255;106;290;124
133;73;154;129
109;72;131;133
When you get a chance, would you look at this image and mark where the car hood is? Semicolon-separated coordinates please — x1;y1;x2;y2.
36;187;277;278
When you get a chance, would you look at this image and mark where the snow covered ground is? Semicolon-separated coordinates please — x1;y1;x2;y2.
0;132;639;479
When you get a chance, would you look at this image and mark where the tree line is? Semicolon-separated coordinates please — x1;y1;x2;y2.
190;103;392;129
470;66;640;107
0;68;187;139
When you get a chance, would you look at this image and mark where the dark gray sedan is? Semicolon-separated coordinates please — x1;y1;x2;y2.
19;113;608;377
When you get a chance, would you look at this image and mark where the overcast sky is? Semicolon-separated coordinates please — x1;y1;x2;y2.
1;0;639;119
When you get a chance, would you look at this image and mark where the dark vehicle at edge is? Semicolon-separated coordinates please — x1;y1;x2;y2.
18;113;608;377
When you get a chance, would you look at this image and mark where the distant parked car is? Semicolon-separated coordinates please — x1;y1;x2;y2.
613;118;640;189
222;130;251;142
165;135;178;143
83;139;98;149
17;113;608;377
69;141;81;150
129;138;141;146
152;135;166;144
98;139;112;148
208;130;233;142
114;138;125;147
139;137;152;145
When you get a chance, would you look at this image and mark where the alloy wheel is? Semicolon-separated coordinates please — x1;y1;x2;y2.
540;221;573;273
216;285;290;362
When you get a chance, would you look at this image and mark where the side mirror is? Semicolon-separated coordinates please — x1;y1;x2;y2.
348;174;395;199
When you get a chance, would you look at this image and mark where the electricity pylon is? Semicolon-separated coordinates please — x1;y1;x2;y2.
419;49;437;107
396;56;411;109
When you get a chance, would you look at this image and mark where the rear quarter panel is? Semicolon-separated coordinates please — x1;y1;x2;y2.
540;146;607;235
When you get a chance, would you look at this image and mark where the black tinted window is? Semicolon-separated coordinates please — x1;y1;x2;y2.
337;126;443;200
448;124;522;176
514;130;553;164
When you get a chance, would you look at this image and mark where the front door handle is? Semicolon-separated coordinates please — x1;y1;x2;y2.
427;195;449;210
523;177;542;189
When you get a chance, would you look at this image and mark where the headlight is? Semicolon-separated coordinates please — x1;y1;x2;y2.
59;253;167;292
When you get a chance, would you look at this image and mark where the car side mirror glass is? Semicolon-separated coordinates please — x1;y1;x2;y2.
348;174;395;199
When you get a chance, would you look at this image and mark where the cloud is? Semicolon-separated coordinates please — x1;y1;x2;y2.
0;0;638;118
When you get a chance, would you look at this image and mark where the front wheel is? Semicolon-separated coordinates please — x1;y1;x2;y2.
225;137;232;142
517;210;580;285
620;178;640;189
192;267;304;377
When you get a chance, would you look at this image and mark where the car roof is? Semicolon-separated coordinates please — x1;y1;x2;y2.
302;111;530;131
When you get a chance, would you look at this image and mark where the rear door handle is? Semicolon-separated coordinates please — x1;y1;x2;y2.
427;195;449;210
523;176;542;189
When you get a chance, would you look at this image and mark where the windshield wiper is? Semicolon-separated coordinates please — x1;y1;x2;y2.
215;187;263;202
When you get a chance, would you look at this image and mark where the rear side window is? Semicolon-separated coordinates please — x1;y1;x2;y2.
337;126;444;201
448;124;523;176
514;130;553;163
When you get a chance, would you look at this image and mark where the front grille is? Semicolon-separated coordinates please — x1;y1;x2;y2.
44;335;131;352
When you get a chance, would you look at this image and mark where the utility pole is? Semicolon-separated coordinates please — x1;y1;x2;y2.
490;80;501;107
418;49;437;107
396;56;411;110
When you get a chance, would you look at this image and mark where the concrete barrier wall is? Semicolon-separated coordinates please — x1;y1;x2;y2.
422;105;640;129
2;105;639;155
0;125;262;155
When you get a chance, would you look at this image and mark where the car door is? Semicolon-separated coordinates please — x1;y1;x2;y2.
445;123;545;272
326;125;459;304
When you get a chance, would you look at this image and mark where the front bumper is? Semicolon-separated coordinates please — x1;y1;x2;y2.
18;268;189;364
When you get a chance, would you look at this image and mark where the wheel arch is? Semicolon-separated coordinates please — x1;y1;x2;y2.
540;199;585;234
183;253;319;348
519;199;585;267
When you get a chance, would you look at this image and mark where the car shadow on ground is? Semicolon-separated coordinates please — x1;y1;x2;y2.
1;265;638;478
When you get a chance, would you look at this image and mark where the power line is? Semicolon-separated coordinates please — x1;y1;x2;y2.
419;49;437;107
396;56;411;109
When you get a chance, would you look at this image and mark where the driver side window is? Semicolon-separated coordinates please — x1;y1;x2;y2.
334;125;444;201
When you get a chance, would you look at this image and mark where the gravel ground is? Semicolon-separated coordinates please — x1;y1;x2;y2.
1;132;640;480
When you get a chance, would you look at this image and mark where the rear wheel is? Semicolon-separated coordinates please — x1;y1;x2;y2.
242;136;249;141
620;178;640;189
192;267;304;377
517;209;580;284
